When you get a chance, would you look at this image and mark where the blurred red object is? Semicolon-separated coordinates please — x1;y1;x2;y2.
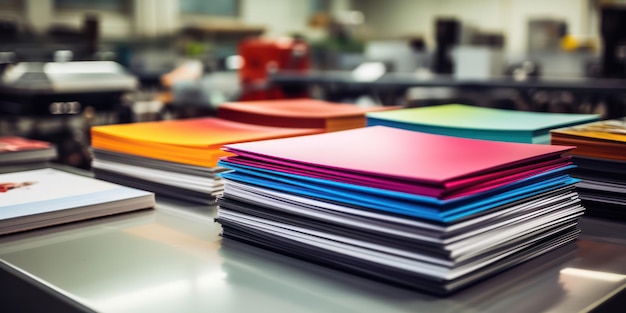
238;37;310;101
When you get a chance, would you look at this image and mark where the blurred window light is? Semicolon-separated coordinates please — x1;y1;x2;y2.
336;10;364;25
179;0;239;17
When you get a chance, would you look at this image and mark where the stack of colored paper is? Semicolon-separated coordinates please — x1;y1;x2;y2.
216;126;583;295
91;118;321;204
218;99;397;132
366;104;599;143
0;136;57;165
551;118;626;220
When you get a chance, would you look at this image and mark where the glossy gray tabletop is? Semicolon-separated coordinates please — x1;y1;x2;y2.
1;197;626;313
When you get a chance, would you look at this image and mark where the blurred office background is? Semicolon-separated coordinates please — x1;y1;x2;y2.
1;0;625;169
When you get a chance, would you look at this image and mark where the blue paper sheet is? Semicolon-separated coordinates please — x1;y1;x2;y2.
218;160;578;223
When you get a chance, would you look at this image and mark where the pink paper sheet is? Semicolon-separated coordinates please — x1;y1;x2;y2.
224;127;573;186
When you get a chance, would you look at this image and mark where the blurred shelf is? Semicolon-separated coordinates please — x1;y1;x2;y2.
271;70;626;94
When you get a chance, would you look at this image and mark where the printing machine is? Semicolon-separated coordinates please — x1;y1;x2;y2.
0;61;138;117
0;61;138;169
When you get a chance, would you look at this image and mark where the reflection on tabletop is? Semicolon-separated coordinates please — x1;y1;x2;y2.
0;197;625;313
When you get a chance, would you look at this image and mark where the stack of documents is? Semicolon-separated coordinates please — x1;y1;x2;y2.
91;118;321;204
551;118;626;220
0;168;154;235
366;104;599;143
218;99;397;132
216;126;584;295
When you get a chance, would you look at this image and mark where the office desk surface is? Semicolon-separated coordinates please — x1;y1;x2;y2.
1;197;626;313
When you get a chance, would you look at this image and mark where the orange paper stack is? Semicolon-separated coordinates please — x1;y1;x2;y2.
91;118;321;203
551;118;626;220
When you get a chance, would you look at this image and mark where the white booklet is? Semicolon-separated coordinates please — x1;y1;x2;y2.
0;168;155;235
